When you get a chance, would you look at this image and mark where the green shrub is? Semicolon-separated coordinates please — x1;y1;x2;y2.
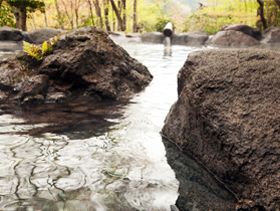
0;5;16;27
183;0;258;34
155;18;174;32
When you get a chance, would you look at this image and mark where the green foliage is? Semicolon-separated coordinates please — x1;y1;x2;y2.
137;14;175;33
23;41;42;61
5;0;45;13
137;0;173;33
183;0;259;34
263;0;280;29
78;15;94;28
155;18;173;32
23;38;56;61
41;40;53;55
0;3;15;27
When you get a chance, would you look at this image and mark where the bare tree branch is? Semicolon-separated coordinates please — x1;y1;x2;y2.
257;0;268;30
87;0;95;26
110;0;124;31
54;0;64;29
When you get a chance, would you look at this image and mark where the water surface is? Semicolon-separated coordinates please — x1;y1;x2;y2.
0;42;202;210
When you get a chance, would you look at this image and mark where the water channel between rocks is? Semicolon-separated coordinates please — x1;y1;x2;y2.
0;42;224;211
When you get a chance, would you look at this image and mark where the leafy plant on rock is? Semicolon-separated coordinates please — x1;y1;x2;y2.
23;37;57;61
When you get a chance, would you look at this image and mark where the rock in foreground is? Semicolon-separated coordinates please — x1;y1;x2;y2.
0;26;153;104
162;49;280;210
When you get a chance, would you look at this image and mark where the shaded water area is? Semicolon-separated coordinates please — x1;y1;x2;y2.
0;41;237;210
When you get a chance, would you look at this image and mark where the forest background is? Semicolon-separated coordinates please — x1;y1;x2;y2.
0;0;280;35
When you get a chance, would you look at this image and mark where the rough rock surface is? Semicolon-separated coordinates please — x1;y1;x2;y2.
171;30;209;46
0;26;153;104
162;49;280;210
140;32;165;44
25;27;66;44
140;30;209;46
261;27;280;44
109;33;142;45
210;30;260;47
162;137;237;211
222;24;262;40
0;26;23;41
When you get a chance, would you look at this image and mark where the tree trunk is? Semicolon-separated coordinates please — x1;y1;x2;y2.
14;7;21;29
32;13;37;29
14;7;27;31
113;17;116;31
87;0;95;26
103;0;111;31
20;9;27;31
133;0;137;32
74;0;81;28
117;0;121;31
54;0;64;29
93;0;103;28
274;0;280;10
75;7;79;28
257;0;268;30
110;0;124;31
122;0;126;31
70;0;74;28
61;0;74;29
42;0;48;26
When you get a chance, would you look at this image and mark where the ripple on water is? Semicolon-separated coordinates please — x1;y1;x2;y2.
0;44;204;210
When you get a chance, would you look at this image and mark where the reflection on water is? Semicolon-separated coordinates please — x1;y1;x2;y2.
0;43;202;210
0;50;22;59
164;37;172;57
0;100;125;139
162;137;237;210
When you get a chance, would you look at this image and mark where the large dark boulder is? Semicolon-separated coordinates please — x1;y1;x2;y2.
222;24;262;40
0;26;23;41
171;30;209;46
261;27;280;44
25;27;67;44
0;26;153;104
210;30;260;47
162;49;280;210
